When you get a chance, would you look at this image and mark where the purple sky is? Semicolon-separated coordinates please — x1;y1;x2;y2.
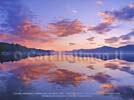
0;0;134;50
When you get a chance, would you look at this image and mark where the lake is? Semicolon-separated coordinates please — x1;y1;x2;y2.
0;54;134;100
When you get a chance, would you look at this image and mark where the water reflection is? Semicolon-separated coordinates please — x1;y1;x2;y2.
1;53;134;63
100;84;134;100
0;55;134;100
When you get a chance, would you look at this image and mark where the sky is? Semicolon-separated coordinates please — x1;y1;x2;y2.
0;0;134;51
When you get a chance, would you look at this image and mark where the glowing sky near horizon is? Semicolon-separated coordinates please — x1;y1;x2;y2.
0;0;134;51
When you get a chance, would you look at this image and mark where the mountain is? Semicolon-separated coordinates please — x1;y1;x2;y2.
63;45;134;62
118;45;134;53
64;45;134;54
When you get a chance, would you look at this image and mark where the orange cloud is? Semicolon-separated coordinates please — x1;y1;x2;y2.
100;4;134;22
47;19;85;37
99;12;116;23
0;19;86;50
16;20;54;40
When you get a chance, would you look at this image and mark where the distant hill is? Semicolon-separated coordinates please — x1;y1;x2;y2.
64;45;134;54
118;45;134;53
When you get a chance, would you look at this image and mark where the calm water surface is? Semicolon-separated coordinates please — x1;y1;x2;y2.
0;55;134;100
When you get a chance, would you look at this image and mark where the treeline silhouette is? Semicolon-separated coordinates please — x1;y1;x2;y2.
0;42;54;63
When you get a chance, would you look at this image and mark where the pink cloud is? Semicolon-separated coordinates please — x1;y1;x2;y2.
47;19;85;37
0;19;86;49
